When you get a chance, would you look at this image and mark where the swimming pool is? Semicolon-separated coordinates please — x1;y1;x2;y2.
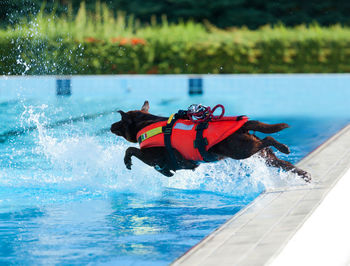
0;75;349;265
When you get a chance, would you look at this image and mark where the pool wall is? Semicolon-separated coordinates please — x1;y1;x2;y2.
173;123;350;265
2;73;350;120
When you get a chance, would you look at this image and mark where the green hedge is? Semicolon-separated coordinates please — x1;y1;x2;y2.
2;33;349;74
1;6;350;74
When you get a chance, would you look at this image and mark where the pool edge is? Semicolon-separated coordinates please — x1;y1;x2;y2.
172;123;350;266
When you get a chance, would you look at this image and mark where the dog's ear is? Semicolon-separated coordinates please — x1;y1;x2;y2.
141;100;149;112
118;110;126;117
118;110;132;124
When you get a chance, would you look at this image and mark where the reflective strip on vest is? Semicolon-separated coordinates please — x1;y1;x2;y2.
138;114;176;144
138;126;163;143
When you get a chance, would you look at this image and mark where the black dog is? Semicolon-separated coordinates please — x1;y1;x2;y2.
111;101;311;182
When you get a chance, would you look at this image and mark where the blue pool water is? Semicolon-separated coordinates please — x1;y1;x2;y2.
0;75;349;265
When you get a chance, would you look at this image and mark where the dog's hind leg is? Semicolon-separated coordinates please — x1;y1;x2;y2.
262;136;290;154
211;133;290;159
242;120;289;134
242;136;290;156
259;148;311;182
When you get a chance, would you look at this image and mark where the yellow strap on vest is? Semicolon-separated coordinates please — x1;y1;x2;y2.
167;113;175;124
139;114;175;143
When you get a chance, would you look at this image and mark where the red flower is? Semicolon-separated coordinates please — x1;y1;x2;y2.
131;38;146;46
110;37;146;46
85;37;99;43
120;38;129;45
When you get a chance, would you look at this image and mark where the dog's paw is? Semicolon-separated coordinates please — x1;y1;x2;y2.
124;157;132;170
296;170;311;183
280;143;290;154
301;171;312;183
161;169;174;177
280;123;290;130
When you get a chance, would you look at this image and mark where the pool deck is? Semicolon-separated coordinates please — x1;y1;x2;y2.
173;124;350;266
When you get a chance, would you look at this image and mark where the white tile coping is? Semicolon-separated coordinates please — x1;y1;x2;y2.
270;167;350;266
173;124;350;266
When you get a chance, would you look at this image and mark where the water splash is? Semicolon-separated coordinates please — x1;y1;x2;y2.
11;105;306;201
7;12;84;75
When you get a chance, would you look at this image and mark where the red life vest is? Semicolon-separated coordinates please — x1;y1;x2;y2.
136;116;248;162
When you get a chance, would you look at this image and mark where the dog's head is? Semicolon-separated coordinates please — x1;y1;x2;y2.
110;101;149;143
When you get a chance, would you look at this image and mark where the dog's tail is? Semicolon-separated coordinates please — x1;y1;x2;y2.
242;120;289;134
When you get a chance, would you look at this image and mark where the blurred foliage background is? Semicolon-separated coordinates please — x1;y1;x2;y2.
1;0;350;29
1;0;350;74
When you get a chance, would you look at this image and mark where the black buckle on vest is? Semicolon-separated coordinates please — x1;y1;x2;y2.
162;126;172;135
194;137;208;148
196;123;208;130
194;122;218;162
162;118;179;171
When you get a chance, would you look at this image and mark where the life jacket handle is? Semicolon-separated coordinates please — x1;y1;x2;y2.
187;104;225;123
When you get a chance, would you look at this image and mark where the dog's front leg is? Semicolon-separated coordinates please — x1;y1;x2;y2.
125;147;157;170
124;147;137;170
124;147;173;176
